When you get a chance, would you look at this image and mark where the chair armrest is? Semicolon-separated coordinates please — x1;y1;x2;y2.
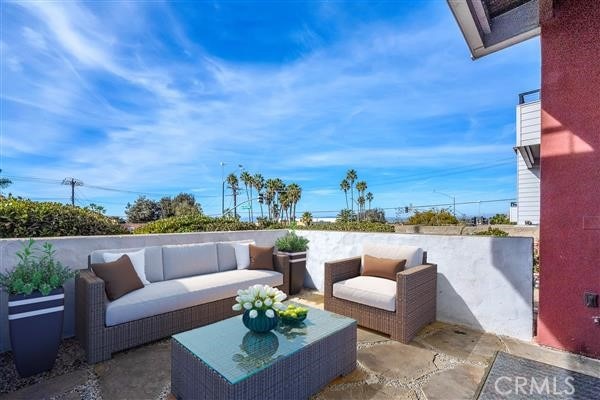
324;257;361;299
273;254;290;294
75;269;107;345
396;263;437;314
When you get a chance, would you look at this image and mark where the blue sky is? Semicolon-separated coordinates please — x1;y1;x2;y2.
0;1;540;219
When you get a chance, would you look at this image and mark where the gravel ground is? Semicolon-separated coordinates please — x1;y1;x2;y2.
0;338;88;394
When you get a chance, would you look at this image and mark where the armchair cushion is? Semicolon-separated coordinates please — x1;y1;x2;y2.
333;276;396;312
362;255;406;281
361;243;423;270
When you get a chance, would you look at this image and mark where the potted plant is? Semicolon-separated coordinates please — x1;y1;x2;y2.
232;284;287;333
0;239;78;377
275;230;309;294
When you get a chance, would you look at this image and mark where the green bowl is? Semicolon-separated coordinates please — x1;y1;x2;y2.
279;313;307;325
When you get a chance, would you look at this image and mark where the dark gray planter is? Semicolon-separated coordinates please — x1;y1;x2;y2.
8;287;64;377
278;251;307;295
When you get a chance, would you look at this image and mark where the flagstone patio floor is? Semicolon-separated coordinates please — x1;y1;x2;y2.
1;290;599;400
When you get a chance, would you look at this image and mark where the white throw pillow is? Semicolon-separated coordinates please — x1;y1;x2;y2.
233;242;255;270
103;249;149;285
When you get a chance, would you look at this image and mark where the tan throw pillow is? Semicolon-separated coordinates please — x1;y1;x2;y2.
362;254;407;281
91;255;144;301
249;245;274;270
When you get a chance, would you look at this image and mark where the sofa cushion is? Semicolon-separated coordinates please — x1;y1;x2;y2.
105;269;284;326
233;242;254;269
333;276;396;312
217;240;254;272
162;243;218;280
361;243;423;270
90;246;164;283
249;245;274;270
362;255;406;281
103;249;149;285
91;255;144;301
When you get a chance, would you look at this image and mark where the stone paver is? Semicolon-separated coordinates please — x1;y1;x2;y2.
413;322;504;365
94;339;171;399
420;363;486;400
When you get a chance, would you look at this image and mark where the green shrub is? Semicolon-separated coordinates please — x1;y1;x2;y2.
134;214;259;234
0;198;127;238
0;239;78;296
489;213;512;225
297;221;394;233
406;208;459;226
275;231;309;252
473;227;509;237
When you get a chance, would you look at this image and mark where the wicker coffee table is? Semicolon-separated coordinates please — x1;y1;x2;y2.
171;305;357;400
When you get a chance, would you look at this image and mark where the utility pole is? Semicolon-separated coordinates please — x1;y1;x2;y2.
62;177;83;206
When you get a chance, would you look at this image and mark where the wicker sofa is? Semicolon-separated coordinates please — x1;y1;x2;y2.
76;241;290;363
324;244;437;343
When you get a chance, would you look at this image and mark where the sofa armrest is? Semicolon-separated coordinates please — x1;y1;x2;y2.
75;269;107;351
395;263;437;340
273;254;290;294
324;257;361;299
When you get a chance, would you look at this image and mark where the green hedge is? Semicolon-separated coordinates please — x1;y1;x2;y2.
0;198;127;238
297;221;394;233
134;215;259;234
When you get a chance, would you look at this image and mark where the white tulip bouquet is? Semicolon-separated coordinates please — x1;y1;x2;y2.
232;284;287;319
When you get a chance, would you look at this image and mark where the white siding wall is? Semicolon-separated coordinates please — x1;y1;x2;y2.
516;100;541;225
518;101;541;146
517;156;540;225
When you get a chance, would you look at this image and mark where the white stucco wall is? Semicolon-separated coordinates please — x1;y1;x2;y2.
0;230;287;352
297;230;534;341
0;229;534;351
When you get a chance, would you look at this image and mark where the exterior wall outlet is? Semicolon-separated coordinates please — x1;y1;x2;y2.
584;292;598;308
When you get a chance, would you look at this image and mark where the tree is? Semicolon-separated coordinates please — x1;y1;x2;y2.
240;171;253;222
340;179;350;209
253;173;265;219
345;169;357;216
490;213;511;225
363;208;386;223
0;169;12;195
355;181;367;218
357;195;366;220
286;183;302;221
159;193;202;218
406;208;459;226
125;196;161;222
336;208;356;223
226;173;239;218
85;203;106;214
301;211;313;226
366;192;374;210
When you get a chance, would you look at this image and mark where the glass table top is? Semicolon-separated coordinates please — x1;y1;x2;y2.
172;303;356;384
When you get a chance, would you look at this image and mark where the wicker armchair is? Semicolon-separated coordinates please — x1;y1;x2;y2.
324;252;436;343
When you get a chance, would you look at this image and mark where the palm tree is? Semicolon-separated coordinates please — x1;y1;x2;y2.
226;173;239;218
253;173;265;219
345;169;357;216
301;211;312;226
355;181;367;216
340;179;350;209
366;192;374;210
357;196;366;220
286;183;302;221
265;178;280;220
240;171;252;222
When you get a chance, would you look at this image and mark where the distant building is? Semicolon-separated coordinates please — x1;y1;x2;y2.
514;90;540;225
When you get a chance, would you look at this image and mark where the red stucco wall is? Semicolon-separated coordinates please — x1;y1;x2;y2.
537;0;600;357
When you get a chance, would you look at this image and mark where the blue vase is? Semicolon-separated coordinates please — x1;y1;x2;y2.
242;310;278;333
